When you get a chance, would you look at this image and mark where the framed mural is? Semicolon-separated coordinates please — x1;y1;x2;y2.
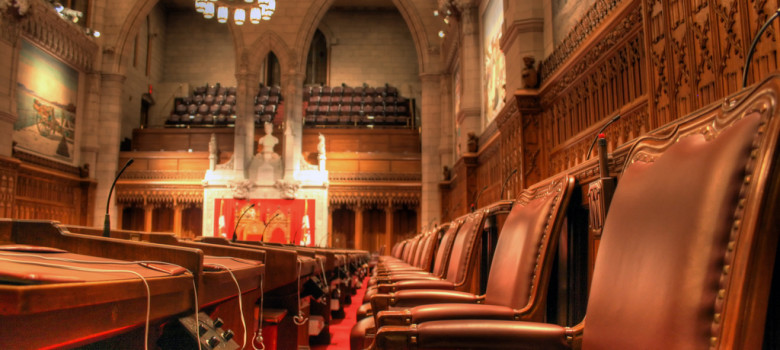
482;0;506;125
214;198;317;246
14;40;79;162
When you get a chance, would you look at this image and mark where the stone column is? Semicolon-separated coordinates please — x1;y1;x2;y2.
281;72;305;179
384;202;394;254
353;202;363;250
81;72;104;179
439;75;454;168
501;0;545;93
419;73;442;230
456;5;483;154
235;73;257;176
94;73;125;227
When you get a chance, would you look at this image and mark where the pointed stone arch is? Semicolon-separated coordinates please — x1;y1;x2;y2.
107;0;239;77
105;0;159;74
247;31;295;77
293;0;436;76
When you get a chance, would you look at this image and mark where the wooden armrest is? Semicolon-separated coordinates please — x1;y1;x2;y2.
376;303;515;328
375;320;570;350
370;290;479;316
377;279;454;294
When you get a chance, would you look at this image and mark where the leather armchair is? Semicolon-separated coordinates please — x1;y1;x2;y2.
369;177;575;319
373;76;780;350
351;176;576;350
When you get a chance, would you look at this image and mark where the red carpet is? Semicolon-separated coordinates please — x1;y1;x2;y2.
312;278;368;350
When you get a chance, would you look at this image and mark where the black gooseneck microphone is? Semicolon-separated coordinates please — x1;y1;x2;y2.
587;114;621;160
232;203;256;242
471;185;488;212
104;158;134;237
499;168;518;200
261;211;281;243
743;8;780;88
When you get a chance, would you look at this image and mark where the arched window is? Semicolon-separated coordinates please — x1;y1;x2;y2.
263;52;281;86
305;30;328;85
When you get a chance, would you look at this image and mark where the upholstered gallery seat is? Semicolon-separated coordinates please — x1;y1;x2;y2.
373;75;780;350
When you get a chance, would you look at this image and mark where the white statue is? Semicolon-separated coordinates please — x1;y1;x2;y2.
317;133;327;170
258;122;278;159
317;133;326;155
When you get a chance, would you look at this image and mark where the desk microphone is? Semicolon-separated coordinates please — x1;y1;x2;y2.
587;115;621;160
743;8;780;88
471;185;488;212
499;168;518;200
261;212;281;243
232;203;256;242
104;158;134;237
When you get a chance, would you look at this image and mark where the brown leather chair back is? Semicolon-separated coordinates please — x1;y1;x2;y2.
420;224;449;272
390;240;405;258
444;211;486;286
583;79;780;349
400;236;418;263
409;233;432;268
430;220;463;278
483;175;575;319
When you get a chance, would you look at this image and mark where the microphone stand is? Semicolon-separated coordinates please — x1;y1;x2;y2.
104;159;134;237
232;203;256;242
743;8;780;88
499;168;518;200
587;114;621;160
260;212;281;243
471;185;488;212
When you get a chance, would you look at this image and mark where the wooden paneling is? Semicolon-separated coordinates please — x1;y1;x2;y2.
132;128;235;152
302;128;421;154
0;153;95;226
481;0;780;194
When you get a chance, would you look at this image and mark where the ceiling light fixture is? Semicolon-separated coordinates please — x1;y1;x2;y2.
194;0;275;25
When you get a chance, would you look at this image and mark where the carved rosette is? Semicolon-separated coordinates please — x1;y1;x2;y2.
274;179;301;199
228;180;253;199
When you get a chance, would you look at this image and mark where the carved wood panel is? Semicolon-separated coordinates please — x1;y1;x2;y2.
713;0;748;95
14;167;92;225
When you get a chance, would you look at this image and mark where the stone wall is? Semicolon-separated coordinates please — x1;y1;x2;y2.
321;9;421;118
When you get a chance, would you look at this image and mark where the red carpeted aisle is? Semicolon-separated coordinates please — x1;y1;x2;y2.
312;278;368;350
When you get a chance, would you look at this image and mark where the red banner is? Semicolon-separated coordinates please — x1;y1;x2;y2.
214;198;316;246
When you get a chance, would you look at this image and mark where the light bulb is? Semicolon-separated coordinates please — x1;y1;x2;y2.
234;8;245;25
250;7;261;24
203;2;215;18
217;6;228;23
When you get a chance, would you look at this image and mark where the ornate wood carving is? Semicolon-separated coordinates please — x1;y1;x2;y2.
13;149;83;177
15;0;97;72
540;0;626;81
14;162;93;225
329;187;420;207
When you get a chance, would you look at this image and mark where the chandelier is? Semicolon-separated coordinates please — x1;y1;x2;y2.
194;0;276;25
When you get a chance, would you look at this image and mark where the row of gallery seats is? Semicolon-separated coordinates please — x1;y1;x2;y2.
165;83;413;128
166;83;283;127
304;84;412;127
349;76;780;349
